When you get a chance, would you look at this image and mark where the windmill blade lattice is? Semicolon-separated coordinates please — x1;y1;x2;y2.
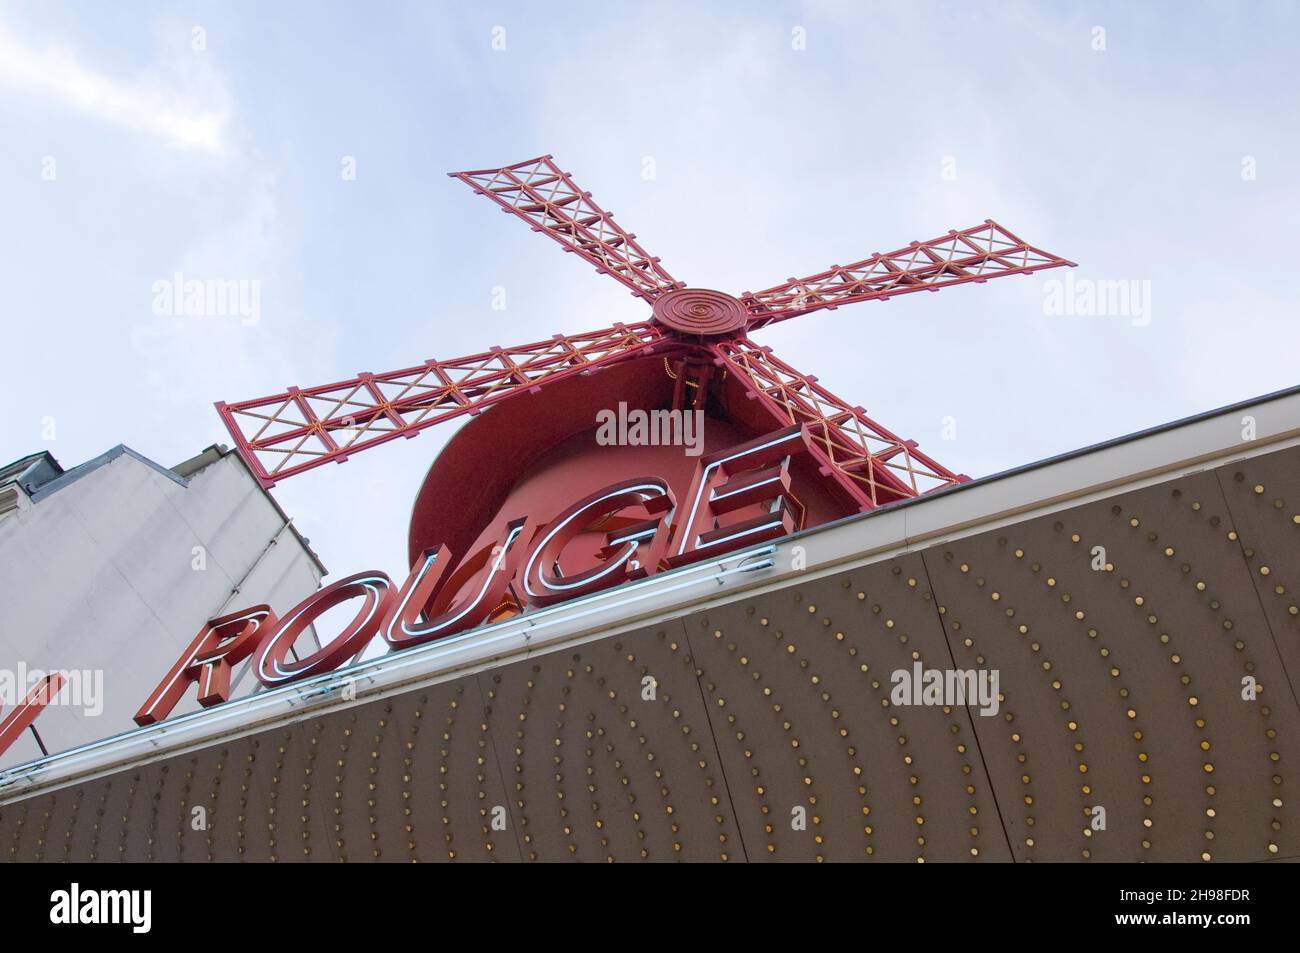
710;338;966;509
218;154;1074;503
219;323;667;486
449;155;682;302
742;220;1074;329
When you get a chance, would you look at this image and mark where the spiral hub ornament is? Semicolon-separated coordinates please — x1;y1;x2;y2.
651;287;748;337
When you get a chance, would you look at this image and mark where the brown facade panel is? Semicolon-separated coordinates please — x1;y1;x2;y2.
684;552;1008;862
313;679;520;862
1215;446;1300;706
2;683;521;863
478;622;741;862
927;461;1300;862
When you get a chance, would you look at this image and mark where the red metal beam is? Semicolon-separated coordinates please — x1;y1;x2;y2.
710;339;968;510
450;155;682;302
218;323;670;488
741;220;1074;329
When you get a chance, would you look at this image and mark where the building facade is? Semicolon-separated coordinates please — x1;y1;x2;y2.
0;389;1297;861
0;444;326;768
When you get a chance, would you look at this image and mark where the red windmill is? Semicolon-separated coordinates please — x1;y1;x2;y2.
217;155;1073;518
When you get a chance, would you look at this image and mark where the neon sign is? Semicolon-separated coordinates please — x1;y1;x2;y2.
134;425;809;727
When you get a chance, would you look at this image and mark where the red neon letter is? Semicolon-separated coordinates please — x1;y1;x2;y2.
667;425;806;567
382;516;538;648
254;572;394;687
0;673;67;756
134;607;277;726
520;478;675;608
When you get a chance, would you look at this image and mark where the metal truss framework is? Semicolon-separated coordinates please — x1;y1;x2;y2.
219;155;1074;503
217;324;668;484
740;220;1070;329
449;156;682;302
709;339;964;507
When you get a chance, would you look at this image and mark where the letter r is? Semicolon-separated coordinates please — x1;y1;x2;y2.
134;607;277;726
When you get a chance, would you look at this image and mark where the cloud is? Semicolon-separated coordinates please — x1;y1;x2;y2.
0;25;228;151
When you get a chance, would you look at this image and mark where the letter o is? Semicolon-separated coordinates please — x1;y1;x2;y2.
255;571;394;686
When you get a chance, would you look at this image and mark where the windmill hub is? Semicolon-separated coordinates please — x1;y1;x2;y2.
651;288;748;337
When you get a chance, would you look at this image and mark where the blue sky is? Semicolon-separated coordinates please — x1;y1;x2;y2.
2;0;1298;580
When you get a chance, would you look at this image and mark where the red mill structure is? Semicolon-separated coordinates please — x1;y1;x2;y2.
1;157;1297;863
213;154;1073;509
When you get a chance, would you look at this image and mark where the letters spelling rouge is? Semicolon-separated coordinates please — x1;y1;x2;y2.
134;426;808;726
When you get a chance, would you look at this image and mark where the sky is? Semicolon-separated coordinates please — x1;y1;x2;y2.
2;0;1298;583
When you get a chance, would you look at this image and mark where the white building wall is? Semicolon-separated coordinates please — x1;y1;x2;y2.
0;447;324;768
